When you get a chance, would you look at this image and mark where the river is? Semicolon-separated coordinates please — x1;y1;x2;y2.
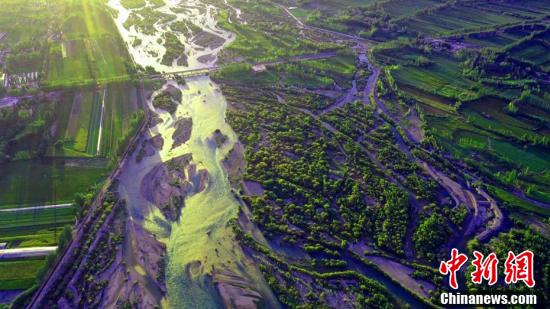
107;0;275;308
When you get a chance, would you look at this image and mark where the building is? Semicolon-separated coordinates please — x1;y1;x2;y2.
252;64;267;73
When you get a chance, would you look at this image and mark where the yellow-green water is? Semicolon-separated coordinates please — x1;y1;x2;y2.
109;0;275;307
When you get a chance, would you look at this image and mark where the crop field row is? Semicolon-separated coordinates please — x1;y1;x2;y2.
0;226;64;249
85;91;103;156
461;24;544;48
0;1;60;46
391;54;477;102
0;258;45;290
43;0;131;87
381;0;440;19
274;53;357;89
51;90;102;157
98;83;141;158
461;23;548;49
214;53;356;90
486;185;550;216
396;83;456;115
428;116;548;173
399;2;540;36
0;208;75;249
45;37;130;88
296;0;376;14
0;160;105;209
476;1;550;18
508;39;550;67
462;97;547;141
0;207;75;230
49;83;142;159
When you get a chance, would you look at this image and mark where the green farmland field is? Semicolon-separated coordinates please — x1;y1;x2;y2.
0;160;105;208
0;208;75;231
392;54;478;102
380;0;440;19
0;258;45;290
43;0;132;87
0;208;75;248
429;116;548;173
50;90;103;157
508;39;550;67
48;84;143;159
399;2;533;36
215;52;356;89
99;83;142;159
0;226;65;248
217;6;340;64
463;97;544;142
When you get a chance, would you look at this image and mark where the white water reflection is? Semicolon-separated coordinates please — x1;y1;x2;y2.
108;0;273;308
108;0;234;72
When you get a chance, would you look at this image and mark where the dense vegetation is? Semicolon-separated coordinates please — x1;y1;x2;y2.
1;0;548;307
0;1;144;301
216;72;444;305
213;0;549;306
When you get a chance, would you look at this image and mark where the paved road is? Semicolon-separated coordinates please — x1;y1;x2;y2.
0;247;57;259
258;51;339;66
149;51;340;79
0;203;72;213
275;3;376;44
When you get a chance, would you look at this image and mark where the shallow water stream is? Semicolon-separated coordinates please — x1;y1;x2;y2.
107;1;273;307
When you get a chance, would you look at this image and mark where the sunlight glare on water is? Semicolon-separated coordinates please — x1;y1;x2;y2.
107;0;266;307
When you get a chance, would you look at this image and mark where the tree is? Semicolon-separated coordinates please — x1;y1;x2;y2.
507;101;518;114
413;212;450;261
57;225;73;253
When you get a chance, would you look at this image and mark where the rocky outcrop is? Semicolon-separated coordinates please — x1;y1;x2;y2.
223;141;245;189
212;129;228;148
136;135;164;162
140;154;208;221
172;117;193;149
100;220;167;309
